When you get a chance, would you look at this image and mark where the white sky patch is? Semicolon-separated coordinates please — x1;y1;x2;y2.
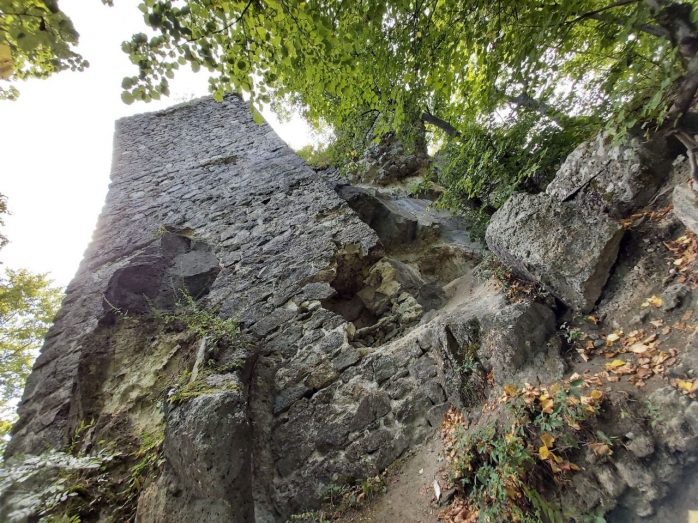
0;0;313;289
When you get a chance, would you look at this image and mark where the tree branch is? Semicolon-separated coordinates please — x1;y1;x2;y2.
506;92;565;126
645;0;698;121
420;111;458;136
584;13;670;38
567;0;642;26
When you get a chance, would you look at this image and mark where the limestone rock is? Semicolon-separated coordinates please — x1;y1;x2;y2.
479;302;561;389
546;132;666;217
673;184;698;236
486;192;624;312
347;132;428;186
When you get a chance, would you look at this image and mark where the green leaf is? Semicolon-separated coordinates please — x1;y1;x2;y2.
121;91;135;104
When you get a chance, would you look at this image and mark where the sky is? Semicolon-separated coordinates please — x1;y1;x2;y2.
0;0;314;289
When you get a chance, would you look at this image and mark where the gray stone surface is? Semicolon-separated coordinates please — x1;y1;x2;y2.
5;95;506;522
673;184;698;235
546;132;667;217
486;192;625;312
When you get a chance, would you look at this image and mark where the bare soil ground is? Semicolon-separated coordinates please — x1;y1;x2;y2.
336;433;444;523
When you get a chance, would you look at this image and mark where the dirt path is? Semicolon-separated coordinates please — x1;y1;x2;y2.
338;433;444;523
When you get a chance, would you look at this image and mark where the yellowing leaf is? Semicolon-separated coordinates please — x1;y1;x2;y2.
589;443;611;456
538;395;554;414
539;446;550;460
606;359;627;369
540;433;555;449
606;332;620;344
0;44;13;81
678;380;694;392
503;385;517;396
641;296;663;308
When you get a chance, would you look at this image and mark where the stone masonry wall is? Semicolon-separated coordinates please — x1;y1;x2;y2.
7;95;560;522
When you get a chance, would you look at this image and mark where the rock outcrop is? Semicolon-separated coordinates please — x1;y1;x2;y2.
5;96;696;523
546;131;669;216
486;193;624;312
673;183;698;235
1;95;509;522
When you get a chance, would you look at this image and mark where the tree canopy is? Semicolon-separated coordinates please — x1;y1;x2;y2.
0;0;88;100
113;0;698;204
4;0;698;218
117;0;698;134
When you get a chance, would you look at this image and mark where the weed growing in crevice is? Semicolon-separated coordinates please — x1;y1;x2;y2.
440;377;607;522
479;255;550;305
645;400;664;429
166;358;244;406
455;343;487;407
157;292;240;346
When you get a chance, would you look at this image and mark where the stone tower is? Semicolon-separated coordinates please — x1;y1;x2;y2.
5;95;499;521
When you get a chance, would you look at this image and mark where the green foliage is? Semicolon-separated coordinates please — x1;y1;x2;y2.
161;292;239;346
447;380;605;522
166;366;240;406
0;0;89;99
289;476;386;522
296;144;332;170
0;268;63;450
0;450;116;523
645;400;664;429
0;429;164;523
0;193;7;251
434;115;597;234
125;431;164;497
288;512;331;523
66;419;94;457
119;0;697;148
559;323;586;345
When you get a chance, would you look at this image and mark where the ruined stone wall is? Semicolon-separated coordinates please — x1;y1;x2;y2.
7;95;497;521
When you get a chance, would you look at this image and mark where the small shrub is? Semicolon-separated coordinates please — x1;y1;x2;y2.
441;378;606;522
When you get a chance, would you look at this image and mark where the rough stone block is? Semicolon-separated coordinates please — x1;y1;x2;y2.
546;131;666;216
673;184;698;236
486;193;624;311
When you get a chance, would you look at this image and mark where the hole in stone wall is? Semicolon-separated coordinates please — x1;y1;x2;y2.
320;251;379;330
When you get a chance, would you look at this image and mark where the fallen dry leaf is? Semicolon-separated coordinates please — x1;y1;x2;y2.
606;359;627;369
589;443;611;456
678;380;694;393
606;332;621;344
642;296;663;308
540;433;555;449
629;343;649;354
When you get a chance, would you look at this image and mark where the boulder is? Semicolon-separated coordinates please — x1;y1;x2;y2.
673;184;698;236
546;132;667;217
486;193;624;312
479;302;561;389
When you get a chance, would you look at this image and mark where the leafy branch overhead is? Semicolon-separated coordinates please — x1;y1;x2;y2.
5;1;698;136
0;0;88;100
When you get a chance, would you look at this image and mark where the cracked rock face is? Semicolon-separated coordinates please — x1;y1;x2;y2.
546;131;669;217
3;95;498;522
485;192;625;312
